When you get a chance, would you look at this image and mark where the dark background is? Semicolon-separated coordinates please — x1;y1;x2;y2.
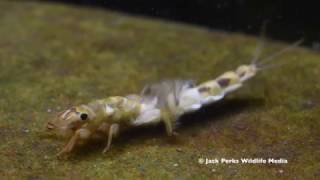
43;0;319;49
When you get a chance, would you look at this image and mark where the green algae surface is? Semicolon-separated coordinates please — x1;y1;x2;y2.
0;1;320;179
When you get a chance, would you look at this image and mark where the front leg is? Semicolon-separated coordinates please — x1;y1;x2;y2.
57;128;91;157
102;123;119;154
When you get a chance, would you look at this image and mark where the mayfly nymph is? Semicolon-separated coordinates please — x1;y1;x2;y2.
46;39;302;157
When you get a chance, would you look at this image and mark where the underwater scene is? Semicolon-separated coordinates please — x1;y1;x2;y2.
0;1;319;179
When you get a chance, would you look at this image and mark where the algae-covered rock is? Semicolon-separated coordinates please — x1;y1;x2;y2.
0;1;319;179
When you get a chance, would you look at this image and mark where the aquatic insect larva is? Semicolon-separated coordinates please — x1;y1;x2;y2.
46;39;302;157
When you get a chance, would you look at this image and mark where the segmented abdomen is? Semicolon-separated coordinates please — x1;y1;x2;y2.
133;66;249;126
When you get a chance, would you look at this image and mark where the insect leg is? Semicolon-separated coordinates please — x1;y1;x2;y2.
102;123;119;154
161;110;178;136
57;128;91;157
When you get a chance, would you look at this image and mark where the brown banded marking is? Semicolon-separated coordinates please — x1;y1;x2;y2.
198;86;210;93
238;72;246;78
216;78;231;88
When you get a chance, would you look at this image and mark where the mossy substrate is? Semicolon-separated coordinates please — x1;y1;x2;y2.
0;1;319;179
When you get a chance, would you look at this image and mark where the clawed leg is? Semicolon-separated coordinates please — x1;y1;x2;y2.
161;110;178;136
57;128;91;157
102;123;119;154
57;132;79;157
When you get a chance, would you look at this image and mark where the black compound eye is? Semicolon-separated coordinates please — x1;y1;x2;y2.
80;113;88;121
